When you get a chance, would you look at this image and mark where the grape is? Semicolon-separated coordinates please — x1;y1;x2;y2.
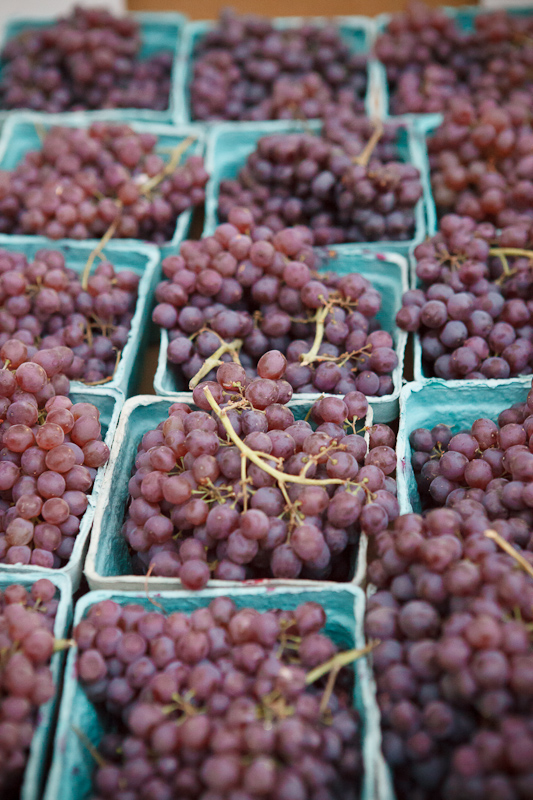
76;599;363;800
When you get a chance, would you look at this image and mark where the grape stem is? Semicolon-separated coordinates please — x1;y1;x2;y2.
489;247;533;260
203;386;347;488
305;640;378;685
352;119;384;167
72;726;107;767
189;339;243;389
139;136;196;196
299;306;329;366
484;528;533;579
81;209;122;290
84;348;122;387
53;638;75;652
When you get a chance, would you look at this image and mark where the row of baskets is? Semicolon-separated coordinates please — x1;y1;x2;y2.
1;6;530;128
5;375;530;591
12;374;530;800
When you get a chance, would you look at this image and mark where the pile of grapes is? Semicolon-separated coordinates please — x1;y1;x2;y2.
0;7;173;113
366;507;533;800
75;597;364;800
217;117;422;245
0;578;62;797
375;2;533;115
367;382;533;797
0;337;110;567
190;9;368;121
0;247;140;385
395;214;533;381
0;123;208;244
122;351;397;588
428;98;533;227
153;209;399;398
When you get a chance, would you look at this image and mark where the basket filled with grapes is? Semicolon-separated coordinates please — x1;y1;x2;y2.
203;115;427;253
44;585;385;800
396;214;533;385
373;3;533;119
152;209;408;423
0;238;160;396
0;331;123;587
175;12;373;125
0;9;185;125
0;572;72;800
0;113;208;257
367;375;533;799
396;378;533;515
85;367;399;592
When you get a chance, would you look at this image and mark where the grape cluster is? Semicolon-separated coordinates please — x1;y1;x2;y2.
366;507;533;800
0;123;208;244
396;214;533;381
218;119;422;245
429;98;533;227
0;578;60;797
0;7;172;113
190;9;367;122
375;2;533;115
122;351;397;589
153;209;398;397
0;247;139;385
75;597;363;800
0;338;110;567
410;382;533;519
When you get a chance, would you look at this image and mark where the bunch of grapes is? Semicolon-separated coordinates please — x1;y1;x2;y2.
410;381;533;519
395;214;533;381
366;506;533;800
0;247;140;385
0;7;172;113
153;208;399;398
0;123;209;244
375;2;533;115
429;98;533;227
0;578;61;797
190;9;367;122
75;597;364;800
217;119;422;245
121;350;397;589
0;338;110;567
